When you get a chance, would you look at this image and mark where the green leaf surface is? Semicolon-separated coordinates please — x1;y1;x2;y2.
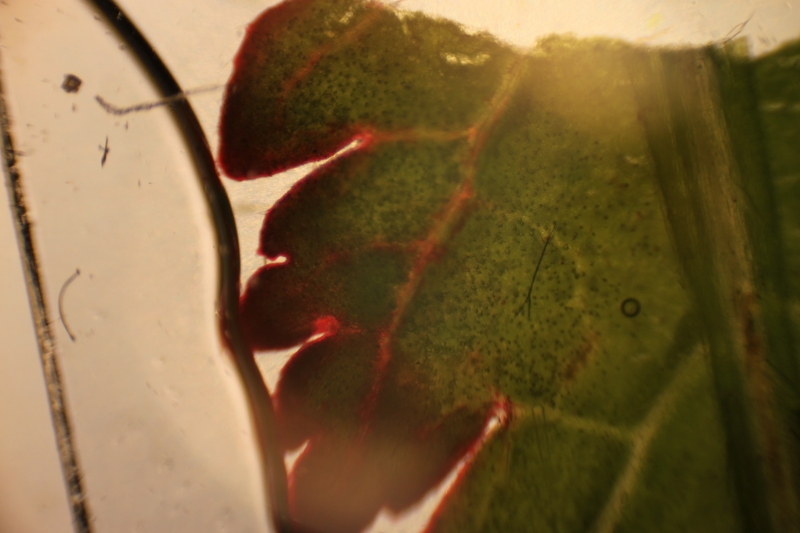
219;2;800;531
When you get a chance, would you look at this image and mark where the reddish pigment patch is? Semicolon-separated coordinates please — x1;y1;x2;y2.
312;316;340;339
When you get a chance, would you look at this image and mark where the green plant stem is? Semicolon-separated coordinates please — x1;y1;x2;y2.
629;45;800;533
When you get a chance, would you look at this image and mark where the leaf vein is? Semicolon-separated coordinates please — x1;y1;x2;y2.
591;347;705;533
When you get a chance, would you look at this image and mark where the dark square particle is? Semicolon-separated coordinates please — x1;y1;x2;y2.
61;74;82;94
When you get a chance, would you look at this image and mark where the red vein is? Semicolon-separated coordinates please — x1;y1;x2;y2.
281;4;386;98
359;57;528;422
422;398;512;533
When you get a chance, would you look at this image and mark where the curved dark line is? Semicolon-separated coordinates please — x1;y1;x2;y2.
721;12;754;45
514;223;556;319
85;1;291;530
94;84;224;116
58;268;81;342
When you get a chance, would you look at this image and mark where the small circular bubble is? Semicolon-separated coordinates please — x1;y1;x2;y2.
621;298;641;318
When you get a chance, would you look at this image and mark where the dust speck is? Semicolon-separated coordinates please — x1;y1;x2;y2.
61;74;82;94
